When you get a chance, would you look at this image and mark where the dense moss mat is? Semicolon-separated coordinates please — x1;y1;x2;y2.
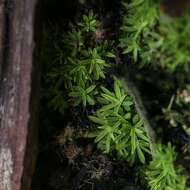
32;0;190;189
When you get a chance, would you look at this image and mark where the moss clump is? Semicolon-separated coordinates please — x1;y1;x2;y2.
120;0;190;72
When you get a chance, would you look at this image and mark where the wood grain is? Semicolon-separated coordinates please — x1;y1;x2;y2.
0;0;38;190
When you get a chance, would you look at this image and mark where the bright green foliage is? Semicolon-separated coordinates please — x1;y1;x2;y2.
69;85;96;107
83;48;110;80
67;57;89;87
90;78;151;163
63;47;110;86
119;0;159;62
146;144;190;190
120;0;190;72
98;78;133;115
89;114;122;153
46;11;113;108
78;11;99;32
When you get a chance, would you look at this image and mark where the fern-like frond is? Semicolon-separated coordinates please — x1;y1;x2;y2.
90;77;151;163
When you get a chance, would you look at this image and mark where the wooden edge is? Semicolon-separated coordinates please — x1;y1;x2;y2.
0;0;38;190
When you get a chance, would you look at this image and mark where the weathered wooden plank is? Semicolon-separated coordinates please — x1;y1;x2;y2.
0;0;38;190
0;0;5;76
